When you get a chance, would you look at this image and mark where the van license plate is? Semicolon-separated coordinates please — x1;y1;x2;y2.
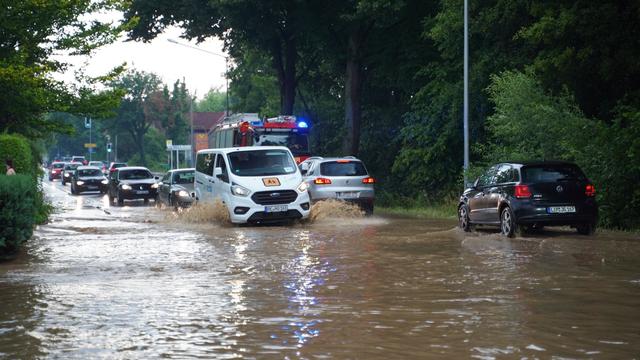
265;204;288;213
547;206;576;214
337;192;358;199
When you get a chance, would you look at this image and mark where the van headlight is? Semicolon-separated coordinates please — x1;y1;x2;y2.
121;184;132;190
297;181;309;192
101;179;108;185
231;184;250;197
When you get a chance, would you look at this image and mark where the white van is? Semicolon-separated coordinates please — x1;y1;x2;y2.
194;146;311;224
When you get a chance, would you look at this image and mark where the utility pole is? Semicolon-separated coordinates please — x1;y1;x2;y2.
463;0;470;187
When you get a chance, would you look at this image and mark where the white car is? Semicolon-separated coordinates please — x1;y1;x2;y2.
194;146;311;224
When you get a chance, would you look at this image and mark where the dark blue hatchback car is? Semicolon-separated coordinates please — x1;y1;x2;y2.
458;161;598;237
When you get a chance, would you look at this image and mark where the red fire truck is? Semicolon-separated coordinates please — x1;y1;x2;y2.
208;113;311;163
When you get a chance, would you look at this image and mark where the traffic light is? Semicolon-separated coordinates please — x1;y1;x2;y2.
84;117;91;129
107;142;112;152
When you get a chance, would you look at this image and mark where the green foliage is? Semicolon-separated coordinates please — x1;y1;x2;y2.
196;89;227;113
0;175;37;256
0;0;126;138
0;134;34;175
484;70;590;162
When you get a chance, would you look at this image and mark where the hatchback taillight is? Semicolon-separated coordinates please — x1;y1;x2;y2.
585;184;596;197
515;184;532;198
314;178;332;185
362;177;375;184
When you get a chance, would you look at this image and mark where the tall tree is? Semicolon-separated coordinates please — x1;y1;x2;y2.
111;70;163;166
0;0;125;138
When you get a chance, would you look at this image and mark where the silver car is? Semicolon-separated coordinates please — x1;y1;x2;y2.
300;156;375;214
157;168;196;208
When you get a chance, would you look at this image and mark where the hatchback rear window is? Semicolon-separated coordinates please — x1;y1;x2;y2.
522;164;586;182
53;163;65;169
320;161;368;176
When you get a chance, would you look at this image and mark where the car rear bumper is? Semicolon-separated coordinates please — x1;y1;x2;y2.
513;201;597;225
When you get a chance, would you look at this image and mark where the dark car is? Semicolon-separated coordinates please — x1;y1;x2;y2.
108;166;159;206
157;168;195;209
49;162;66;181
108;162;128;178
71;166;108;195
61;162;81;185
458;161;598;237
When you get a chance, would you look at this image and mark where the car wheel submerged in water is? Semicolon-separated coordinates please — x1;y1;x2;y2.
458;204;471;232
500;206;518;238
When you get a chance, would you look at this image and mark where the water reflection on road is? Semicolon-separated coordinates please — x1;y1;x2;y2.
1;180;639;358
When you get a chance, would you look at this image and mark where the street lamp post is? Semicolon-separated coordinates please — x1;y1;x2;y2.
463;0;470;187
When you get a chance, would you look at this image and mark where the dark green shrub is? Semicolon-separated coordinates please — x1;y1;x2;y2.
0;133;34;176
0;175;37;256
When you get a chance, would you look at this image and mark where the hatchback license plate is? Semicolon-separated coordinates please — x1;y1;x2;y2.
265;204;288;213
87;186;98;190
547;206;576;214
136;190;149;195
337;192;358;199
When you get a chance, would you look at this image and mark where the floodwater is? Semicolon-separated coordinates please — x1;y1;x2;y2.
1;180;639;359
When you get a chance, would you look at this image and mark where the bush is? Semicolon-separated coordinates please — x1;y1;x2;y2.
0;133;34;175
0;175;37;256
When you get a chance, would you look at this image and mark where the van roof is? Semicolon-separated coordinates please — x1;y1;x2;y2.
197;146;292;155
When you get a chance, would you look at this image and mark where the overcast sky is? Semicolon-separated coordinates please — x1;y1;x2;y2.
56;22;228;100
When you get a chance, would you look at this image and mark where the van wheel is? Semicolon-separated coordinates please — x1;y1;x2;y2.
577;222;596;235
500;206;518;238
458;204;471;232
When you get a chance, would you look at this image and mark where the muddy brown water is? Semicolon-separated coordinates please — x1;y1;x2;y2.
1;181;639;359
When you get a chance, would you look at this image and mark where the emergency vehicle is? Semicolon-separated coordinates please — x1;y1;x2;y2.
207;113;311;163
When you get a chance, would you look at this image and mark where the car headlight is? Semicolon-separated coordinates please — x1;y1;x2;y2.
177;190;189;197
151;183;159;189
121;184;132;190
297;181;309;192
101;179;108;185
76;180;84;185
64;173;70;177
231;184;250;197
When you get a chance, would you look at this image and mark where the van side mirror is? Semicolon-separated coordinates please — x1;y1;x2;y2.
214;167;229;183
299;163;309;175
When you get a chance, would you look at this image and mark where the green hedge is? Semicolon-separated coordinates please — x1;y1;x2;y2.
0;175;37;256
0;133;34;175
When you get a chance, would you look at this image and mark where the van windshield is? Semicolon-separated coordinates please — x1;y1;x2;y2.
228;149;297;177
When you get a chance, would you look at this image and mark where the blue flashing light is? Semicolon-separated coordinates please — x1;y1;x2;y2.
250;120;264;127
297;121;308;128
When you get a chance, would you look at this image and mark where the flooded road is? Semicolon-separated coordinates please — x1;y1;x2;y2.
1;180;640;359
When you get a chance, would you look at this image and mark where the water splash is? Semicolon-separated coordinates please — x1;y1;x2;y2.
308;199;364;222
166;200;231;224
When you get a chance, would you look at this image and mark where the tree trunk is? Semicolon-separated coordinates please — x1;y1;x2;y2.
343;29;364;156
272;34;297;115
